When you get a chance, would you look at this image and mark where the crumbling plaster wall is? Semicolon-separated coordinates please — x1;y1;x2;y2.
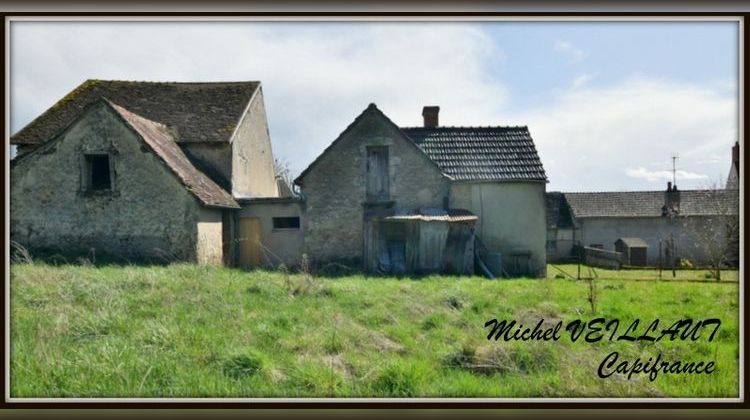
231;87;279;198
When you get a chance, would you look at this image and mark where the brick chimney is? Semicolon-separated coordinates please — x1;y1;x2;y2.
732;141;739;171
422;106;440;128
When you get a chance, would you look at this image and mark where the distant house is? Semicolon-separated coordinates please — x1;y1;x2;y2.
545;191;576;262
545;168;739;267
294;104;548;276
10;79;286;264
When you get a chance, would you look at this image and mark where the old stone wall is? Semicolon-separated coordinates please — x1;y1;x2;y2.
299;109;450;265
10;102;205;262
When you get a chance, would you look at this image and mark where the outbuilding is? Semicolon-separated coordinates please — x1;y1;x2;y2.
615;237;649;266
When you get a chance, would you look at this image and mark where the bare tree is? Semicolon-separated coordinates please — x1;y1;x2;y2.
686;180;739;281
274;158;298;197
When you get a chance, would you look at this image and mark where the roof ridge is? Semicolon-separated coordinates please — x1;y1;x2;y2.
86;78;261;85
400;125;529;130
562;189;723;194
12;79;261;145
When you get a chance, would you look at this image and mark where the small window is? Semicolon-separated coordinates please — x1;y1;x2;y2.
84;154;112;192
272;217;300;230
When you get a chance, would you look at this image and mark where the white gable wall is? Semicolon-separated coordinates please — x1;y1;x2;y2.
451;181;547;277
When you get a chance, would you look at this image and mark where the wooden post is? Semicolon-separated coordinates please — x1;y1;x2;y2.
670;236;676;278
658;239;662;280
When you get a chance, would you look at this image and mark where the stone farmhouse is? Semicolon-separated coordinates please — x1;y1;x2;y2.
294;104;548;277
11;82;549;277
545;143;740;267
10;80;279;265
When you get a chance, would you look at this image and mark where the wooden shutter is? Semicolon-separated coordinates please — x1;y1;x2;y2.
366;146;389;201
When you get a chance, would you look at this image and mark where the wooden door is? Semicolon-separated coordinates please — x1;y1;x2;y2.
238;217;262;268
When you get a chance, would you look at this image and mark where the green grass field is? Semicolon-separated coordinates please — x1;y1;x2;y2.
9;263;740;398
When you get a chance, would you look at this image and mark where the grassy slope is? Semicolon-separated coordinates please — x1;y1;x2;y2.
10;263;740;398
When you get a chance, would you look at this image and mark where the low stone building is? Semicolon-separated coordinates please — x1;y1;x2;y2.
10;80;279;264
11;82;550;275
545;183;739;266
294;104;548;276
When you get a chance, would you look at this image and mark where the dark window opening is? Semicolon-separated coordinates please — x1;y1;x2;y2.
85;154;112;192
272;217;300;230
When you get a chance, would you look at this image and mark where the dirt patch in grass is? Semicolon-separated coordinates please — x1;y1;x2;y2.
340;318;406;354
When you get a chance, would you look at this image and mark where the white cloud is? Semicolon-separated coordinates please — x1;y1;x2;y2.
10;22;507;176
625;167;708;182
10;23;738;193
570;73;595;90
554;40;587;63
509;76;737;191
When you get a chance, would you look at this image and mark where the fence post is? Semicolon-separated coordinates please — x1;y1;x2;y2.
658;239;662;280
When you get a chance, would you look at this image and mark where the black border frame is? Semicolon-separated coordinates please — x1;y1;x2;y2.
1;8;747;409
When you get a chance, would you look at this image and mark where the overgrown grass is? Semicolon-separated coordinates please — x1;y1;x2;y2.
9;263;740;398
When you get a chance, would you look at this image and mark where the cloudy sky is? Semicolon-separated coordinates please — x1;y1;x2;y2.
9;20;739;191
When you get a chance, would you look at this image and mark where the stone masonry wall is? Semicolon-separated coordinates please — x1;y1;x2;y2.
299;107;449;265
10;102;205;262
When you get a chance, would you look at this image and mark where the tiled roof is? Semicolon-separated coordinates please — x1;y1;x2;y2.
108;100;239;209
11;79;259;145
385;207;478;222
400;126;547;182
563;190;739;219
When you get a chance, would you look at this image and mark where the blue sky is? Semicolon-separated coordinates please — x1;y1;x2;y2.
9;20;739;191
485;22;737;109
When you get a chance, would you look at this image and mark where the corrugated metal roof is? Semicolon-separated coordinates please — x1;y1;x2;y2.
11;79;259;145
384;207;478;222
563;190;739;218
108;100;239;209
400;126;547;182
